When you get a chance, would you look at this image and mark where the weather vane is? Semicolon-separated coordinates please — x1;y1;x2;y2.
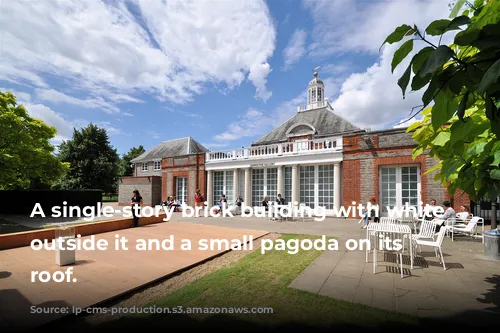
313;66;320;77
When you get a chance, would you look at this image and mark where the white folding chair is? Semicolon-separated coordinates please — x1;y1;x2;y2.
415;227;447;270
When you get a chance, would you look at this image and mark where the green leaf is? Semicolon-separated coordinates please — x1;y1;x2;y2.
431;131;451;146
442;159;464;179
448;70;466;95
447;16;471;31
454;28;480;46
381;24;412;49
412;47;433;74
477;59;500;95
490;169;500;180
425;19;451;36
485;95;497;120
466;63;484;85
457;91;469;120
467;141;488;156
491;151;500;167
397;62;412;98
419;46;454;77
422;77;439;107
450;0;467;18
407;120;422;131
391;39;413;72
411;72;431;91
431;89;458;130
412;146;425;159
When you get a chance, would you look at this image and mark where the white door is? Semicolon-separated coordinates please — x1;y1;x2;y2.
379;165;421;217
176;177;188;205
295;139;309;152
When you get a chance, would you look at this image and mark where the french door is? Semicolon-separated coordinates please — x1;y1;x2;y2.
176;177;188;205
379;165;421;216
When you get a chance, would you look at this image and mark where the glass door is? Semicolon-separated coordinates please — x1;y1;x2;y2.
379;165;420;217
176;177;188;205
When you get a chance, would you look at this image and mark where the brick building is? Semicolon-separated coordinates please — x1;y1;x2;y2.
118;137;208;207
121;71;469;216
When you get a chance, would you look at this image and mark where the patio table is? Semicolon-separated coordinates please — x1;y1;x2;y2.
366;223;413;276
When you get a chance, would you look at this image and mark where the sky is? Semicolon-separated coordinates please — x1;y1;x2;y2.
0;0;456;156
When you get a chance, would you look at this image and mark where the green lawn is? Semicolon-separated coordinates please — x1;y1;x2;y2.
91;234;419;331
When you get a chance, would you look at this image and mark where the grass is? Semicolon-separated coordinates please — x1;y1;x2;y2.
93;233;418;331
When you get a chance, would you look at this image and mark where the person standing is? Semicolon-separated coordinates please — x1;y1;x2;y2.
130;190;143;227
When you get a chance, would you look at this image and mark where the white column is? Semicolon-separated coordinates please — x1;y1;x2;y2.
277;166;284;196
244;168;251;205
233;169;239;202
207;170;213;206
292;165;298;205
334;163;341;212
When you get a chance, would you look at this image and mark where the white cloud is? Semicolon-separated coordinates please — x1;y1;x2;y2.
282;29;307;71
304;0;459;129
304;0;451;57
24;103;76;139
213;108;272;142
122;112;134;117
0;0;276;104
393;117;422;129
36;89;120;114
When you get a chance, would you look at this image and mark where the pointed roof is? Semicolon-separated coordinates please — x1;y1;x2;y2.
252;107;361;145
131;137;208;163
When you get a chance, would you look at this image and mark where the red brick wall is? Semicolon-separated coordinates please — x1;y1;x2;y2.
160;153;207;207
342;131;471;217
342;159;360;211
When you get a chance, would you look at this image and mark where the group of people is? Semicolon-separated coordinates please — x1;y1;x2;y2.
359;197;471;231
426;199;471;231
262;194;287;220
161;196;182;211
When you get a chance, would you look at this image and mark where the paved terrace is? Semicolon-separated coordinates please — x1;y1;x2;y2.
0;222;268;330
174;215;500;323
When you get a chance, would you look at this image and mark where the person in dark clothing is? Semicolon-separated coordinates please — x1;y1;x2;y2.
130;190;143;227
276;194;285;205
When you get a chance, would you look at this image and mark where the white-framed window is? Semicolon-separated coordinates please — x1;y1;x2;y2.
318;164;334;209
284;167;292;204
154;160;161;171
141;163;148;172
251;168;278;207
317;87;322;101
379;165;421;215
213;171;234;205
300;166;315;208
176;177;188;205
300;164;335;209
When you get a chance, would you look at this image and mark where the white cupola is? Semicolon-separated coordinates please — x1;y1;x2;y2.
308;70;324;104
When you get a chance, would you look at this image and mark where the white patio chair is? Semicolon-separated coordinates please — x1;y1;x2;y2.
415;227;447;270
411;219;437;252
447;216;481;241
299;203;313;222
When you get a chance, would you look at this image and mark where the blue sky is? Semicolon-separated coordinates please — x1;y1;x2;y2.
0;0;454;156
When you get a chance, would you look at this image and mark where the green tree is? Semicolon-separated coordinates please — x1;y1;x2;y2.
119;145;145;177
56;124;119;193
383;0;500;204
0;91;68;190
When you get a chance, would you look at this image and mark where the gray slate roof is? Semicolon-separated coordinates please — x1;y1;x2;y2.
253;107;361;145
131;137;208;163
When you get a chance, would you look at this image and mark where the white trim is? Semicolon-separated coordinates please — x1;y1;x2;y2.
286;123;316;136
